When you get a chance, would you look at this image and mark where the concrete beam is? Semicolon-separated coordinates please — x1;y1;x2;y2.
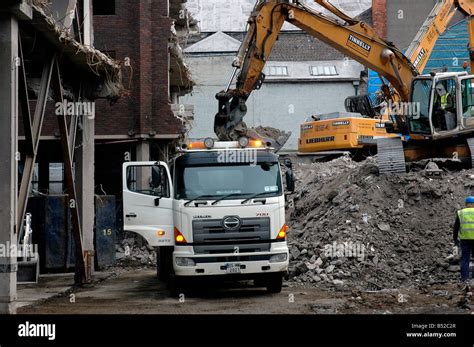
0;13;19;314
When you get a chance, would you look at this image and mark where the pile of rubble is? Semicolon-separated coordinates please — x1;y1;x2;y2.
115;232;156;268
287;156;472;290
251;126;292;152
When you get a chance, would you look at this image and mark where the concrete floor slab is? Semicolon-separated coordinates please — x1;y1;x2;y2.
16;272;112;309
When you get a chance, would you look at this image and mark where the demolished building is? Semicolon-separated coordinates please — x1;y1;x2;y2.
0;0;195;314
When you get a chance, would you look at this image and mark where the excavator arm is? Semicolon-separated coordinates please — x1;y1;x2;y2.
214;0;419;143
405;0;474;73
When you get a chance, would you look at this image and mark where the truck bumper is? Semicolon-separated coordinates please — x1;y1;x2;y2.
173;243;289;277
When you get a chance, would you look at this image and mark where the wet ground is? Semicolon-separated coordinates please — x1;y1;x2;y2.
18;269;473;314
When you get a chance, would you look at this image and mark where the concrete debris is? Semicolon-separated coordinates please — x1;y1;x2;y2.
32;0;124;100
115;232;156;268
287;156;471;289
251;126;292;151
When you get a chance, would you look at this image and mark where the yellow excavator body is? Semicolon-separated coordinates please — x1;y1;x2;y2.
298;113;397;153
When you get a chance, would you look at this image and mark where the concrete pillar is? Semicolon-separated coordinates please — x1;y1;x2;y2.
136;140;150;189
0;14;19;314
74;114;95;273
136;140;150;162
372;0;387;40
83;0;93;46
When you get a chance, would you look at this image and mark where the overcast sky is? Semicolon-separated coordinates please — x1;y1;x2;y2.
186;0;372;32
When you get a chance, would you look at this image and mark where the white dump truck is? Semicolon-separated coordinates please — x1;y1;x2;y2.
122;138;294;295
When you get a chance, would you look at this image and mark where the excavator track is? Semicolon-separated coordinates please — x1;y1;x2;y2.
466;137;474;168
377;138;406;174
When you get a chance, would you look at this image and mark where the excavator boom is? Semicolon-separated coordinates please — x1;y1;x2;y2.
406;0;474;73
215;0;418;144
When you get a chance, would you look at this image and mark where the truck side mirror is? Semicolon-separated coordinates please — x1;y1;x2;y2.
154;196;162;206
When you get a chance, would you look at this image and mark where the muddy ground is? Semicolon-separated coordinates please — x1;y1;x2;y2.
18;269;473;314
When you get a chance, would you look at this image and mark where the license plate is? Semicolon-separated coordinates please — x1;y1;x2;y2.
225;263;241;274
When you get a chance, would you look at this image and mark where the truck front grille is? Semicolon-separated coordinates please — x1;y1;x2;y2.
192;217;271;254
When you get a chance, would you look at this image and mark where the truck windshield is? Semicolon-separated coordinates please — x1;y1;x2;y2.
175;162;282;200
408;78;433;134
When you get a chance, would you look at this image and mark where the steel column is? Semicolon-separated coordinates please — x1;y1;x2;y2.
16;55;55;235
51;59;89;284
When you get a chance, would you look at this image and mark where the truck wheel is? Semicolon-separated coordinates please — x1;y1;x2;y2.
266;274;283;294
157;246;173;282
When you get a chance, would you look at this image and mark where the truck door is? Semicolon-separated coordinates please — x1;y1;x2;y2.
459;76;474;130
122;161;174;247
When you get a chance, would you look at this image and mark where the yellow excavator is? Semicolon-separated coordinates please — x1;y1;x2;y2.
214;0;474;173
299;0;473;157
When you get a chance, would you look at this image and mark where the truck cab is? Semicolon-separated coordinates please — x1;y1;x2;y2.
408;71;474;140
122;139;292;294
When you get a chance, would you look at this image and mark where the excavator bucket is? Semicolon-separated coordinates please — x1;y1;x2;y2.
214;93;291;152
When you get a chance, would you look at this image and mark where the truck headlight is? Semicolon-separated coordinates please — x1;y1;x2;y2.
269;253;288;263
175;257;196;267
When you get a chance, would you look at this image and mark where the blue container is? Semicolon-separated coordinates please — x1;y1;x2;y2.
95;195;117;268
28;195;117;272
28;195;70;271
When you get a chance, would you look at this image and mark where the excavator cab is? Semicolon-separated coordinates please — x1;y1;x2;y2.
407;72;474;139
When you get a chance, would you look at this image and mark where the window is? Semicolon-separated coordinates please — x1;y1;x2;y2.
127;165;170;198
30;163;39;192
409;79;432;134
49;163;64;194
310;65;338;76
93;0;115;15
461;78;474;118
174;162;282;200
266;66;288;76
433;78;457;131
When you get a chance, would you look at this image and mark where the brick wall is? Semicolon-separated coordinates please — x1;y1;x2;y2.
93;0;181;137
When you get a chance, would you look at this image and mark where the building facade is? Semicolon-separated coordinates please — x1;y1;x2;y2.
182;31;364;150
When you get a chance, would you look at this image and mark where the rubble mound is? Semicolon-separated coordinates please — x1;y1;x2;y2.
287;156;471;290
251;126;291;151
115;231;156;268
